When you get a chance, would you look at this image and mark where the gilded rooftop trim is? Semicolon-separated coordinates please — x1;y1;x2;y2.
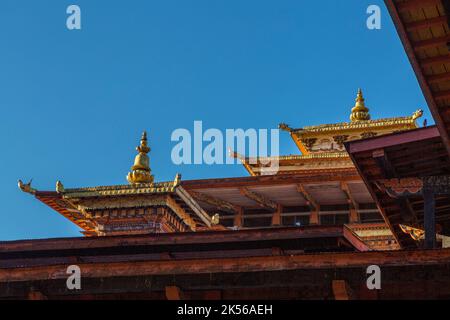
292;115;420;134
235;151;349;163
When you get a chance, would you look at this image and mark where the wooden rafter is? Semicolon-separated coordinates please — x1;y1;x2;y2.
166;195;196;232
427;72;450;83
297;184;320;225
296;184;319;211
397;0;442;11
434;89;450;100
188;191;237;213
175;186;212;227
413;34;450;51
239;187;278;210
420;54;450;67
406;16;448;32
341;182;360;223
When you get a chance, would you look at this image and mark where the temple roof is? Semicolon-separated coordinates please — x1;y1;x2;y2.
233;89;423;176
18;133;220;236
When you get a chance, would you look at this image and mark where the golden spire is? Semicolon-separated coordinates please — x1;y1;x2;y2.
127;131;154;184
350;88;371;122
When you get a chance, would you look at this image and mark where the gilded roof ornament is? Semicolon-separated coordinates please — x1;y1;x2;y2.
56;180;65;194
278;123;293;132
350;88;371;122
173;173;181;187
412;109;423;121
18;179;36;195
127;131;155;184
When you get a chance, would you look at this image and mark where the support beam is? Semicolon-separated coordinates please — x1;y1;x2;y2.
423;189;437;249
398;0;442;11
239;188;278;211
372;149;417;224
420;54;450;68
297;184;320;225
406;16;449;32
332;280;353;300
175;186;213;227
341;182;360;223
434;89;450;101
413;35;450;51
233;206;244;228
166;196;197;231
271;204;283;226
427;72;450;84
188;191;237;214
165;286;185;300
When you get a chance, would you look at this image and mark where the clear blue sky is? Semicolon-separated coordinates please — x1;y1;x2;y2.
0;0;430;240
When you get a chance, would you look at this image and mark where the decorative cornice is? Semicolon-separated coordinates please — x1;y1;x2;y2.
292;114;421;135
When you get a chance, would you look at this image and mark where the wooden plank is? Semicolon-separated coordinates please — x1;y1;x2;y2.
406;16;448;32
3;249;450;282
175;186;212;227
346;126;440;154
397;0;442;11
188;191;237;213
239;188;278;210
0;226;344;254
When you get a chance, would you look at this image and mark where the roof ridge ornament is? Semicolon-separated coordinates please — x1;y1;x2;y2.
18;179;36;195
127;131;155;184
350;88;371;122
412;109;423;121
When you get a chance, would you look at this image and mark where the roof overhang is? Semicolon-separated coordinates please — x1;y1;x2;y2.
385;0;450;157
346;126;450;248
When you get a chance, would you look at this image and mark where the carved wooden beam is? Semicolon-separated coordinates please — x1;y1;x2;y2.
188;191;237;213
296;184;319;211
239;187;278;210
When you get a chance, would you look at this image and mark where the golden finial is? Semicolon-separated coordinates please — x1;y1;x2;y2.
350;88;371;122
127;131;154;184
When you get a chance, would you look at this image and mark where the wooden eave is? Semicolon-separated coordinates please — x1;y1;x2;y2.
33;184;216;234
346;126;450;248
385;0;450;157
